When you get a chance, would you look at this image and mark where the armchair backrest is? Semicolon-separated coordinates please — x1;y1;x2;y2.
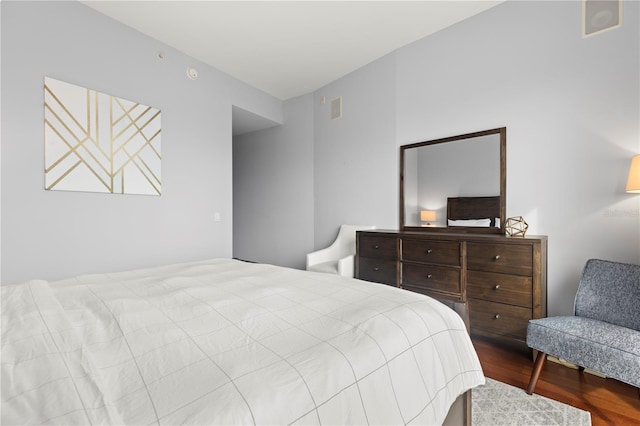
574;259;640;331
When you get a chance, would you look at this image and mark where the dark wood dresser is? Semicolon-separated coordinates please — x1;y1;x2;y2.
355;230;547;346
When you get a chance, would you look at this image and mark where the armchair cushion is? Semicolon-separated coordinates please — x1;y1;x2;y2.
307;261;339;275
527;316;640;387
526;258;640;393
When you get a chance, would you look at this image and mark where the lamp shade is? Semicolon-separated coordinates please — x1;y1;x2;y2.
420;210;437;222
626;155;640;193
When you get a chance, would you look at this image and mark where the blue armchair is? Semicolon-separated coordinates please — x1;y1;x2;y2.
526;259;640;395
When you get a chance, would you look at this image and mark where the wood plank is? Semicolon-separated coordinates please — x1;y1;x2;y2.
472;337;640;426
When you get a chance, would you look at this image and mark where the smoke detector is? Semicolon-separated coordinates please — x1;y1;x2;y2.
186;67;198;80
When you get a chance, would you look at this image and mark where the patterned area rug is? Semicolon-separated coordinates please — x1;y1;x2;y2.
473;378;592;426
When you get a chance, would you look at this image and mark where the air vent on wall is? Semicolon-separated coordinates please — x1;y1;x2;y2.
331;97;342;120
583;0;622;37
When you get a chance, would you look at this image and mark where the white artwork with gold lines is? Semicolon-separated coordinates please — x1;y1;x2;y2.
44;77;161;195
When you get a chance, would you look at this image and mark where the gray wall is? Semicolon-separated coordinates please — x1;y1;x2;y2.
312;55;399;249
394;0;639;315
233;95;314;269
233;54;399;263
1;1;282;283
303;0;638;315
3;1;639;319
236;1;639;316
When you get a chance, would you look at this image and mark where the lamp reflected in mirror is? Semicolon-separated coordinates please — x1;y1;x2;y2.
420;210;437;226
626;155;640;193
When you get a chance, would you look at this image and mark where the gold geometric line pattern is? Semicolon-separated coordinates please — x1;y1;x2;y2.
44;77;162;195
45;85;112;190
46;160;84;191
43;112;112;191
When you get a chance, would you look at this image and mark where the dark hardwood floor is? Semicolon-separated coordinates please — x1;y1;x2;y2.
472;337;640;425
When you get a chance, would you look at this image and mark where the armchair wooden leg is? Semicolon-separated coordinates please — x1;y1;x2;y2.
527;352;547;395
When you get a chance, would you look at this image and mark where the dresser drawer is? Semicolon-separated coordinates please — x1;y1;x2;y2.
467;270;532;308
402;263;461;295
467;242;532;276
402;239;460;266
358;258;397;285
358;235;398;259
469;299;531;339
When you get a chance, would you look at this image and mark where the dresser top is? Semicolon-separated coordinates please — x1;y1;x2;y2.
359;229;547;242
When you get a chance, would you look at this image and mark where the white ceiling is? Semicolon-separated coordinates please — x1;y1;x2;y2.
82;1;505;101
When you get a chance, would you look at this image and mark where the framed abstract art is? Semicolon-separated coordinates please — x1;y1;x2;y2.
44;77;161;195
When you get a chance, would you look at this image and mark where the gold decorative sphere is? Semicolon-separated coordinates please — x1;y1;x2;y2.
505;216;528;237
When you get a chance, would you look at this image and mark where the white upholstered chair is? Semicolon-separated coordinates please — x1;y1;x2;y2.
306;224;376;277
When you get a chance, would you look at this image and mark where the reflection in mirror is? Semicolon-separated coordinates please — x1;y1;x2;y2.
400;128;506;233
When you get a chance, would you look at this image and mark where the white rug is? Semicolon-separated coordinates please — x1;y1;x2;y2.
472;378;592;426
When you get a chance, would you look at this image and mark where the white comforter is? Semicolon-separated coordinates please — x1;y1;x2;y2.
1;258;484;425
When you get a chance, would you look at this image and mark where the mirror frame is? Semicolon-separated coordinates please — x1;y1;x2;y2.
399;127;506;234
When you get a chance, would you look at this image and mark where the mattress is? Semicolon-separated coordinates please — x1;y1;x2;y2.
1;258;484;425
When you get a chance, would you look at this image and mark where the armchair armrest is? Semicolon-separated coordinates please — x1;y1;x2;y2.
306;244;341;269
306;225;375;276
337;255;355;277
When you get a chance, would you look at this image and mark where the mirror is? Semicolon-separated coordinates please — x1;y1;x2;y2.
400;127;506;234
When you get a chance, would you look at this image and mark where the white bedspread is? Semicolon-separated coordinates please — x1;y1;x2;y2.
2;258;484;425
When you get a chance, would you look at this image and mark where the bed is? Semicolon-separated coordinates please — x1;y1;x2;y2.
1;258;484;425
447;196;501;229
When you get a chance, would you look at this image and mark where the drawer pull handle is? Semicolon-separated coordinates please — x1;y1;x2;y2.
374;267;380;271
494;284;501;290
374;245;380;249
426;274;433;279
494;255;501;261
426;249;433;254
494;314;501;319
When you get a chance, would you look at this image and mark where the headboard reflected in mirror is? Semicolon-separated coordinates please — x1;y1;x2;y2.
447;196;501;228
400;128;506;234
